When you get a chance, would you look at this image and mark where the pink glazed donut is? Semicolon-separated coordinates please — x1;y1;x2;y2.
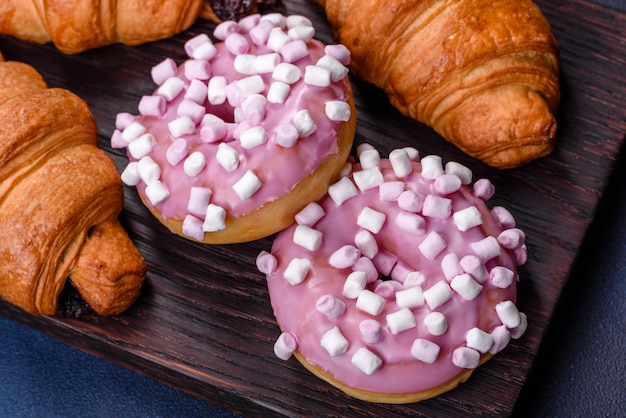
111;13;355;243
257;144;528;403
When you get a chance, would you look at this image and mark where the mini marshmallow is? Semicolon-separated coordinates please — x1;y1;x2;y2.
120;121;146;143
292;109;316;137
136;156;160;185
496;300;522;328
390;263;413;285
452;347;480;369
356;143;375;155
272;62;302;84
184;33;216;60
411;338;441;364
187;187;212;217
293;224;323;251
510;312;528;339
216;142;239;172
395;286;424;309
165;138;189;166
168;115;195;138
404;271;426;288
120;162;140;186
387;308;417;334
249;19;274;45
295;202;325;226
352;257;378;283
286;14;313;29
441;253;462;281
324;44;351;66
424;312;448;336
267;27;291;51
353;166;384;192
460;255;488;283
279;39;309;63
403;146;420;161
358;148;381;170
498;228;526;249
283;257;311;285
351;347;382;375
359;319;383;344
473;178;495;201
202;204;226;232
490;266;515;288
177;99;206;124
325;100;351;122
110;130;125;149
185;78;208;103
316;294;346;319
127;133;155;159
151;58;178;86
433;173;462;195
470;236;502;262
232;170;262;200
374;280;402;300
320;327;349;357
389;148;412;178
356;289;386;316
453;205;483;232
379;181;405;201
396;212;426;235
183;151;206;177
343;271;367;299
357;207;386;234
372;251;397;276
354;229;378;259
157;77;185;101
208;76;227;105
445;161;473;185
515;244;528;266
184;59;211;80
225;32;250;55
267;81;291;104
418;231;447;261
233;54;257;75
236;75;266;97
288;25;315;42
200;115;227;143
423;280;452;310
329;245;361;269
240;126;267;149
274;332;297;361
304;65;331;87
182;215;205;241
256;251;278;275
254;53;280;74
420;155;444;179
274;123;299;147
238;13;260;31
316;54;349;82
422;195;452;219
398;190;424;213
145;181;169;205
261;13;285;26
491;206;516;229
489;325;511;354
340;162;353;177
466;327;494;353
213;20;240;41
450;274;483;300
328;177;358;205
138;95;166;117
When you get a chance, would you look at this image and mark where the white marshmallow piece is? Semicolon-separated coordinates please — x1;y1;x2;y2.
496;300;522;328
396;212;426;235
267;81;290;104
404;271;426;288
254;53;280;73
233;54;256;75
395;286;424;310
434;173;462;195
145;181;169;205
183;151;206;177
460;255;488;283
389;148;412;178
453;206;483;231
386;308;416;335
208;76;227;105
329;245;361;269
441;253;462;281
357;207;386;234
316;294;346;319
445;161;473;184
240;126;267;149
379;181;405;201
283;258;311;285
292;109;316;137
187;187;212;217
418;231;447;261
136;156;161;185
470;236;502;262
398;190;424;213
304;65;331;87
316;54;348;82
202;204;226;232
168;116;195;138
274;123;299;148
232;170;262;200
452;347;480;369
511;312;528;339
267;27;291;52
354;229;378;259
157;77;185;101
295;202;325;227
356;290;386;316
466;327;494;353
423;280;452;310
325;100;351;122
351;348;382;375
216;142;239;172
411;339;440;364
353;166;384;192
120;121;146;143
272;62;302;84
422;195;452;219
328;177;358;205
450;274;483;300
293;224;323;251
424;312;448;336
288;25;315;43
320;326;349;357
420;155;444;179
489;325;511;354
120;162;140;186
343;271;367;299
358;148;380;170
236;75;266;98
274;332;297;360
127;133;155;159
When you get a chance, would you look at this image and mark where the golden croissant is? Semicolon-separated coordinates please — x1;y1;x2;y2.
319;0;560;168
0;52;146;316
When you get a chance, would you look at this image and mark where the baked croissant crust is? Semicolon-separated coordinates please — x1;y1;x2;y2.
319;0;560;168
0;53;146;316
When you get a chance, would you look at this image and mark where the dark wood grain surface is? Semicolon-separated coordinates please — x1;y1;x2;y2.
0;1;624;416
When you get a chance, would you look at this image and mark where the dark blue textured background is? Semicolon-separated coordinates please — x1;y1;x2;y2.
1;1;624;416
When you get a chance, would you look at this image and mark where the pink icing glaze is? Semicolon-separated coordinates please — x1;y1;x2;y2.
113;15;351;240
262;152;527;396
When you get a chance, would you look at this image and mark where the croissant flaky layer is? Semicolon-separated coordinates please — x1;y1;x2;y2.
0;55;146;316
320;0;560;168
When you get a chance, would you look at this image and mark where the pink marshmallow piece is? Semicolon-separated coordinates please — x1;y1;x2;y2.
274;332;297;360
138;95;166;117
256;251;278;275
452;346;480;369
316;294;346;319
328;245;361;269
359;319;383;344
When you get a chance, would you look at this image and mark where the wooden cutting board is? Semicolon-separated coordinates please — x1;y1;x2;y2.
0;0;624;416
